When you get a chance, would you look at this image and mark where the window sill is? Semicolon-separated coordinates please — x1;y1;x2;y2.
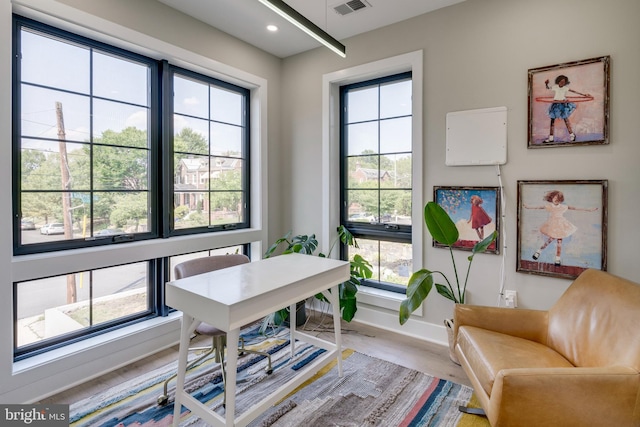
13;312;181;375
357;285;404;311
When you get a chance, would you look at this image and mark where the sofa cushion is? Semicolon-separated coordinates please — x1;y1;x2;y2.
457;325;574;396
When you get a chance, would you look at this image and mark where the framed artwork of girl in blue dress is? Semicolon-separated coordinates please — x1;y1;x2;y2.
517;180;607;279
528;56;609;148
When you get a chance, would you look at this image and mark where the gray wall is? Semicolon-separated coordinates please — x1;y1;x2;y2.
280;0;640;327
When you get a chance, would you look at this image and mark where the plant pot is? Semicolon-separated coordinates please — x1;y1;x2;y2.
444;318;461;365
283;300;307;327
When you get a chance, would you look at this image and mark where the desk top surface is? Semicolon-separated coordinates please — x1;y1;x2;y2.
166;253;349;308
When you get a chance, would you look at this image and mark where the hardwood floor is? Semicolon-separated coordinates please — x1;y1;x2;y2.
39;310;470;405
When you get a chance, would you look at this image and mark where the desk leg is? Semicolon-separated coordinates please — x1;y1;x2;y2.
289;303;297;358
172;313;199;427
328;285;343;377
225;327;240;425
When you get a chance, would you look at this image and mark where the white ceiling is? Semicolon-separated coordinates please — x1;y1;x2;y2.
157;0;465;58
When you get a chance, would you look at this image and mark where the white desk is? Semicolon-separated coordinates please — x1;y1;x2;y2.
166;253;350;427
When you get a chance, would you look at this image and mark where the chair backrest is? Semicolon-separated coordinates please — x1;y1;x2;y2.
174;253;250;279
548;269;640;370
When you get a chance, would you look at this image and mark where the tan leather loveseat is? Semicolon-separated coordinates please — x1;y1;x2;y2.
453;269;640;427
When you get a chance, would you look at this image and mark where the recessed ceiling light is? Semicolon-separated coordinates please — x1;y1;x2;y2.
266;24;278;32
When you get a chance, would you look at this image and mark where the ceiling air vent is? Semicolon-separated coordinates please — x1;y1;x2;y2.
332;0;371;16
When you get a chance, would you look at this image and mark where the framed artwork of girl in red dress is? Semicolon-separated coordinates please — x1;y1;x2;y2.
517;180;608;279
433;186;500;254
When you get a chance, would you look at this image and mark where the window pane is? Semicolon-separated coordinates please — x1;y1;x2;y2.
171;69;248;233
20;29;89;93
210;158;243;191
211;123;243;157
21;85;90;141
93;52;149;105
175;154;208;185
174;120;209;155
211;86;243;125
346;86;378;123
347;156;379;188
20;192;93;241
174;75;209;119
381;153;412;188
15;263;149;349
94;192;149;234
350;239;380;281
16;273;87;347
347;189;378;220
21;141;90;190
174;192;208;229
380;117;411;153
380;79;411;119
93;145;149;190
210;192;244;224
347;122;378;155
93;99;149;139
380;190;412;225
90;263;148;326
348;239;412;286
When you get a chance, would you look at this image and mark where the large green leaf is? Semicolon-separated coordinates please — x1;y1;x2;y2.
340;279;358;320
424;202;458;246
470;230;497;257
340;291;357;322
435;283;457;302
350;254;373;280
263;233;292;258
399;269;434;325
337;225;358;248
289;234;318;254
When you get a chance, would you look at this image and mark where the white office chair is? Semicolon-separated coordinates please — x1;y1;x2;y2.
157;254;273;406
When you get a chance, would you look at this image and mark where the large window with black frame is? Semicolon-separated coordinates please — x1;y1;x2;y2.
340;72;413;292
12;15;250;359
14;17;158;254
169;67;250;235
12;17;160;359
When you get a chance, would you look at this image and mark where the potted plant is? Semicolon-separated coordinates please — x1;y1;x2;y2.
262;225;372;331
399;201;497;364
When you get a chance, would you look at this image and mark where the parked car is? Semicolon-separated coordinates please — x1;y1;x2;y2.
20;220;36;230
40;223;65;235
94;228;123;237
348;213;376;223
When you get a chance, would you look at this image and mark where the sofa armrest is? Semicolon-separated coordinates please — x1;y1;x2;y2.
454;304;549;344
489;366;640;427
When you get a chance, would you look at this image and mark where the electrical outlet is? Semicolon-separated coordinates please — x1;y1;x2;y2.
504;290;518;308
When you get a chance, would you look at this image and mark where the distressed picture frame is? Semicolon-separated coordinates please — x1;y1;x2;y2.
517;180;607;279
528;56;610;148
433;186;500;254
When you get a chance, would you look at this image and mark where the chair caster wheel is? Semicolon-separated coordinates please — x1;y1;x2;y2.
157;395;169;406
266;368;273;375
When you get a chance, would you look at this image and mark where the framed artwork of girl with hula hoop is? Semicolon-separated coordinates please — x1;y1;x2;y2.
528;56;610;148
517;180;607;280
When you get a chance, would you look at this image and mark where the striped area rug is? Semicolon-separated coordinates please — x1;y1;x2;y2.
70;325;489;426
